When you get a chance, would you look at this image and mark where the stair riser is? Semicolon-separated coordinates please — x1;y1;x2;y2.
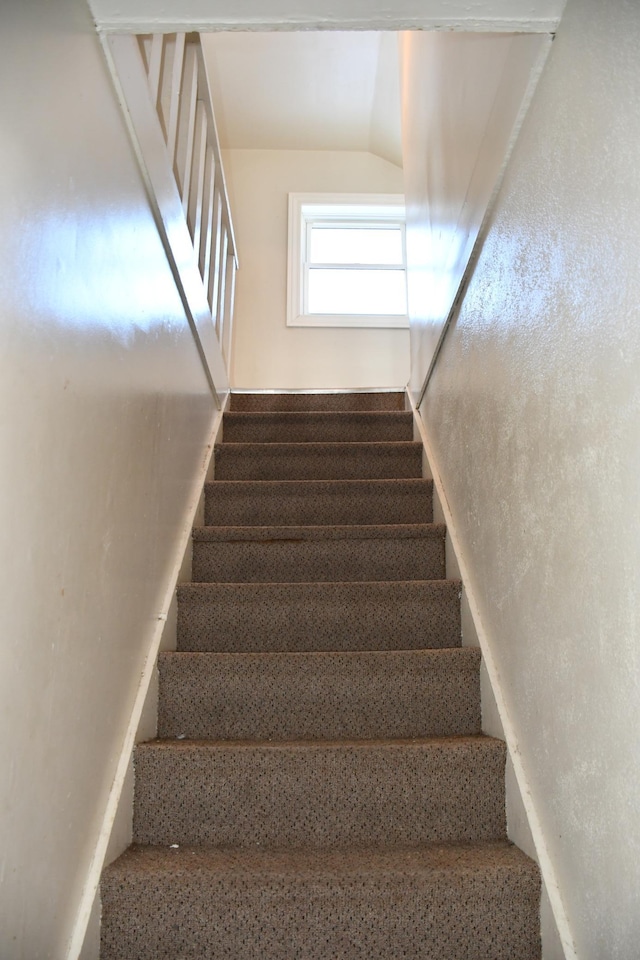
223;412;414;443
214;443;423;481
133;740;506;847
192;535;445;582
157;649;481;740
101;853;540;960
177;580;461;652
205;480;433;526
230;392;405;412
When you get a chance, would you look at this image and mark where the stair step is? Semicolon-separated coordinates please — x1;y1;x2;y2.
177;579;461;652
222;410;414;443
101;842;541;960
205;478;433;526
101;386;539;956
133;736;506;847
192;523;445;582
214;441;423;481
230;391;406;412
158;648;481;740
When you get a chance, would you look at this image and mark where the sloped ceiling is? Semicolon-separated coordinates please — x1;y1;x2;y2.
201;31;403;167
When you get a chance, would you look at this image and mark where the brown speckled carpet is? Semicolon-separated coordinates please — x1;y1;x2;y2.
101;391;541;959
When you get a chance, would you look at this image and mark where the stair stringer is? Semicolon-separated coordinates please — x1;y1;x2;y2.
407;388;576;960
69;396;230;960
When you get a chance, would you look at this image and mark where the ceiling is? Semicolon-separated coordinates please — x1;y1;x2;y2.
201;31;403;167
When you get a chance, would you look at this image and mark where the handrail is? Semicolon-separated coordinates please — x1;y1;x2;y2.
105;32;238;394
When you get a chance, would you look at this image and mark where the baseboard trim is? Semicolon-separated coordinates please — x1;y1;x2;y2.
407;388;578;960
66;396;229;960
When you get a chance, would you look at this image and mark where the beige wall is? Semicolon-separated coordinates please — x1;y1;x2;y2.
224;148;410;389
418;0;640;956
0;1;217;956
401;30;548;398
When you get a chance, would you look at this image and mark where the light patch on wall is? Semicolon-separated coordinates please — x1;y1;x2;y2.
14;208;180;339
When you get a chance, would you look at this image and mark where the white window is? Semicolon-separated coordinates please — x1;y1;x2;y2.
287;193;408;328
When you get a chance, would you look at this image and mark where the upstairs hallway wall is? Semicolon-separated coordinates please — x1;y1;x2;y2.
223;148;408;389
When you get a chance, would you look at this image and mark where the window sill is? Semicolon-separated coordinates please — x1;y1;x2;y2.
288;314;409;329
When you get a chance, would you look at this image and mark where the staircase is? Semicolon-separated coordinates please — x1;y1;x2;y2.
101;391;541;959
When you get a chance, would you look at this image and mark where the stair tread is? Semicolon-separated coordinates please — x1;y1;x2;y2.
222;411;414;442
205;477;433;526
229;391;406;412
158;648;480;740
224;410;413;421
207;477;431;490
133;735;506;847
191;524;445;582
193;522;445;541
179;577;461;591
177;579;461;652
217;440;422;449
160;646;477;662
102;841;540;960
106;839;537;878
139;733;499;751
214;442;423;480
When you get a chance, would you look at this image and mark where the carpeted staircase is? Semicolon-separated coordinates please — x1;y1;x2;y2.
101;391;541;959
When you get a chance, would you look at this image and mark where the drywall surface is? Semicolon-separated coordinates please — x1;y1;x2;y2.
401;30;548;399
224;149;409;389
418;397;566;958
420;0;640;955
89;0;566;33
0;1;215;956
201;31;402;166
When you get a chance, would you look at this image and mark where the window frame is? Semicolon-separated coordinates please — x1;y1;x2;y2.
286;193;409;329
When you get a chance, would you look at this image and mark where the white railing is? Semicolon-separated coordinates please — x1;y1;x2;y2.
104;32;238;404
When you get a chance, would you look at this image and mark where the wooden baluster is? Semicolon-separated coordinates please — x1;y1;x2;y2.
188;101;207;244
222;255;237;367
147;34;164;109
200;146;216;284
215;228;229;341
166;33;186;164
208;186;223;317
175;43;198;214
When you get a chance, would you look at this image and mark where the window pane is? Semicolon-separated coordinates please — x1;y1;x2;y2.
309;226;403;265
308;268;407;315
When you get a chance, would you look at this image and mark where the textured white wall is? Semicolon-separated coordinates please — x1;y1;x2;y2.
401;30;548;398
0;1;216;956
419;0;640;956
224;149;409;389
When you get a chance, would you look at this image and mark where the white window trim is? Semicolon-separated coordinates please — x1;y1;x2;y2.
287;193;409;329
